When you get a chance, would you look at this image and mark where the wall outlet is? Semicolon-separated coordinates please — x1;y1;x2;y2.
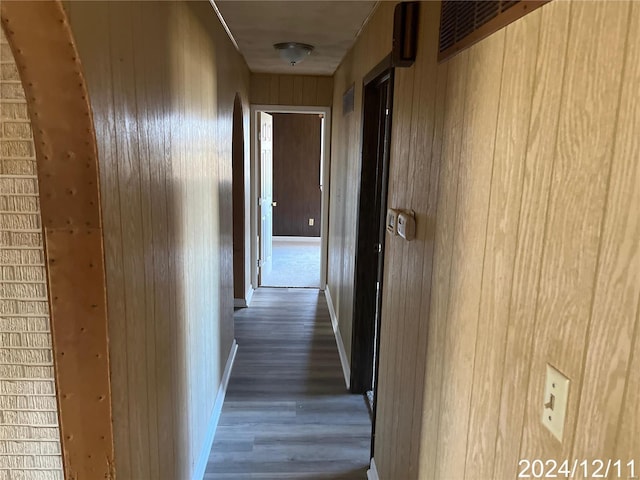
542;364;570;442
308;218;314;226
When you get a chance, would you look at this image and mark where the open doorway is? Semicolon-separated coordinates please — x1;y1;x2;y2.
350;58;394;454
250;105;331;290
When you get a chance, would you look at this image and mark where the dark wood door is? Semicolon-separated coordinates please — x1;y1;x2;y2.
351;61;394;408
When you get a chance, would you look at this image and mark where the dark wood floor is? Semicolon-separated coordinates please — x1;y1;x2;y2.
205;288;371;480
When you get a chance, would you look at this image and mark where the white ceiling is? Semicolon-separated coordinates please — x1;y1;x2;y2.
214;1;378;75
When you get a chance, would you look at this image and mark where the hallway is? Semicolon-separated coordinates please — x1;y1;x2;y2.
205;288;371;479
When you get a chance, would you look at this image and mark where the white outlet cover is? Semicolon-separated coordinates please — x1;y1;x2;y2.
542;364;570;442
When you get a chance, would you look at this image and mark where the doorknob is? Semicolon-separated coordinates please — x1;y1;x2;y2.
272;201;277;207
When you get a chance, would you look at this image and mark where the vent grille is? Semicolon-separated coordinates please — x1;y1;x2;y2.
439;1;546;61
439;1;514;52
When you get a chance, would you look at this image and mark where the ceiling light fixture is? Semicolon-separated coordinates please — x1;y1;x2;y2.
273;42;314;66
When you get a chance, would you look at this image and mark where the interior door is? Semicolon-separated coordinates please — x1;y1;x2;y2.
351;69;393;395
259;112;274;282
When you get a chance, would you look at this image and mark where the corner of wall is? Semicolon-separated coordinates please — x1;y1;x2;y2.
234;285;254;308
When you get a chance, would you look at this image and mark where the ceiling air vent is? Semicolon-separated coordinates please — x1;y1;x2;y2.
438;0;548;62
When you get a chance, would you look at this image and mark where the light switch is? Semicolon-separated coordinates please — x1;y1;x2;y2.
309;218;314;226
542;364;570;442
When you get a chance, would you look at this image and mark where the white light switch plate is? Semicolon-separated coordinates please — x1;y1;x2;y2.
542;364;570;442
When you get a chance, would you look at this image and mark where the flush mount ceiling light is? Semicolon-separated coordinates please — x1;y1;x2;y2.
273;42;314;66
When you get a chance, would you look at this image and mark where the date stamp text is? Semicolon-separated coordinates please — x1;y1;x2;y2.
518;459;638;478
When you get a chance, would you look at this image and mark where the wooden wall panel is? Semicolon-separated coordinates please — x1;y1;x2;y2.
407;61;448;480
329;1;640;479
272;113;322;237
376;63;415;479
492;3;570;478
611;3;640;466
109;6;151;477
435;31;505;480
251;73;333;107
64;1;250;479
389;31;427;477
570;0;640;466
417;51;465;480
463;11;540;480
519;0;630;466
376;7;449;478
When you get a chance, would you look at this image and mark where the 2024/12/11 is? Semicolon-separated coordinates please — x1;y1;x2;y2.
518;459;637;479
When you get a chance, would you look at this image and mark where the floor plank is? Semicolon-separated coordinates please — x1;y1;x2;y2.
205;288;371;480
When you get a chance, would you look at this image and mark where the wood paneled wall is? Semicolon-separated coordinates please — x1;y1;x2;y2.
251;73;333;107
0;28;63;480
64;2;250;479
272;113;321;237
328;1;640;479
327;1;396;363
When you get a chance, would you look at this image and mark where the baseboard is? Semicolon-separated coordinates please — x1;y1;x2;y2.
245;285;254;306
273;235;321;243
367;457;379;480
192;339;238;480
324;286;350;388
234;286;254;308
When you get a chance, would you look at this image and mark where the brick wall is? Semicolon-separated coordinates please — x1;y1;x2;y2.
0;28;63;480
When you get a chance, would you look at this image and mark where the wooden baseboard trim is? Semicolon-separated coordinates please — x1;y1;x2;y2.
234;286;255;308
192;339;238;480
324;286;350;388
367;457;379;480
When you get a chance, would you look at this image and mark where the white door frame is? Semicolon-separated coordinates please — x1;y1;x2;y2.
250;104;331;291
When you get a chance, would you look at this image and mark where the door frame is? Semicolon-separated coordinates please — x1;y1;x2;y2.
250;105;331;291
350;56;395;458
257;111;274;283
350;55;394;394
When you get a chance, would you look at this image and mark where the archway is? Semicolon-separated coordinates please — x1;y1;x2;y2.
1;1;114;478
